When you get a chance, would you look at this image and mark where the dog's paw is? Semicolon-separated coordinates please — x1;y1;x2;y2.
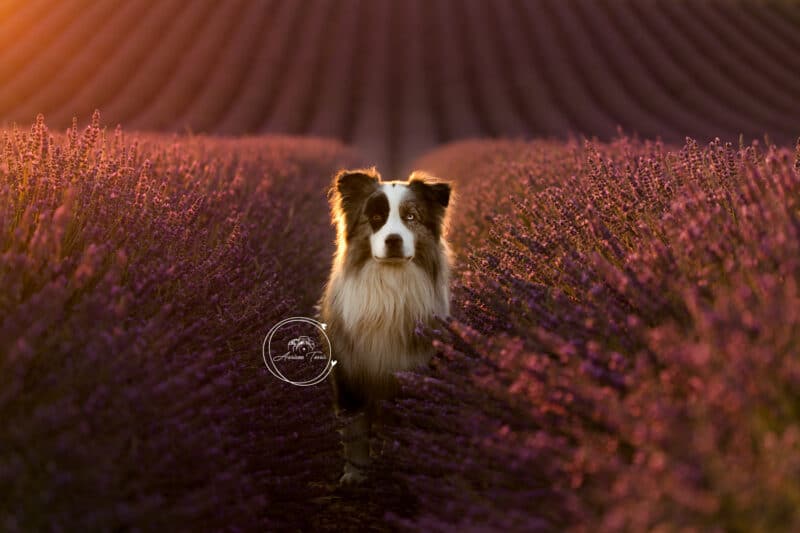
339;469;367;486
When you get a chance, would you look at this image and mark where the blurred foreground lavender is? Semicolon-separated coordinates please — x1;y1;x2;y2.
395;136;800;531
0;114;361;530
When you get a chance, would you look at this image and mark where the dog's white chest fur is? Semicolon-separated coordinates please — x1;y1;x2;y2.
330;261;448;377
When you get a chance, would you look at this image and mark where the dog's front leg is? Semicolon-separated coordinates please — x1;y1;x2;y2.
339;409;370;485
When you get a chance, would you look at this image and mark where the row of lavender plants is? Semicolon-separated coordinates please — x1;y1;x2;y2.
0;114;362;530
383;136;800;531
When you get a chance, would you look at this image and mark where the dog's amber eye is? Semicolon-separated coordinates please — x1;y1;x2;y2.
404;213;415;221
371;214;382;222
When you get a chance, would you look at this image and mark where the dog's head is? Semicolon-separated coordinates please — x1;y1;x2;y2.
331;167;452;264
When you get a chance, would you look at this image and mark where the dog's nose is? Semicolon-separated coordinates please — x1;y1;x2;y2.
385;234;403;248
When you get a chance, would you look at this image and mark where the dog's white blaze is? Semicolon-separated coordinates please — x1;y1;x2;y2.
370;183;415;259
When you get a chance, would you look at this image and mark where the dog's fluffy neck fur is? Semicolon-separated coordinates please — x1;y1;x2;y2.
326;244;450;379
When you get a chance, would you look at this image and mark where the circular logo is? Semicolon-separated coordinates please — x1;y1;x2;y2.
262;317;336;386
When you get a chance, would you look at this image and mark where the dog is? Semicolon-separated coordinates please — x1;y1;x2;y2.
319;167;452;485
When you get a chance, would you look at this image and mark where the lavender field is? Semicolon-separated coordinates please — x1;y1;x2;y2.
1;114;364;530
2;0;800;172
3;114;799;531
2;0;800;531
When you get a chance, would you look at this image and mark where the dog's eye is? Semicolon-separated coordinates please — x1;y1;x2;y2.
371;214;382;222
404;213;415;221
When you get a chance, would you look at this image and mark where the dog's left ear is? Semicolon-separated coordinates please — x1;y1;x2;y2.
409;172;452;208
427;182;451;208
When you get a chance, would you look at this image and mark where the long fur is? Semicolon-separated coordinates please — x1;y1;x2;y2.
320;167;453;484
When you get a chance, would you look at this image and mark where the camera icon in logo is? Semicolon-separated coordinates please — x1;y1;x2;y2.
285;335;324;363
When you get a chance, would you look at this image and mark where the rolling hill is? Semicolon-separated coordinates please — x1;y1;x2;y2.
1;0;799;172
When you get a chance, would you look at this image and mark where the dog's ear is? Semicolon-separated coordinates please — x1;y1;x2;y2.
408;171;452;240
427;182;451;208
408;172;452;208
332;168;380;239
335;168;380;203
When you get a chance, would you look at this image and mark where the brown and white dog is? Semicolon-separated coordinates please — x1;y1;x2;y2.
320;167;452;485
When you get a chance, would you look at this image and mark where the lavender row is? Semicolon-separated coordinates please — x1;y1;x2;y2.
0;113;362;530
386;136;800;530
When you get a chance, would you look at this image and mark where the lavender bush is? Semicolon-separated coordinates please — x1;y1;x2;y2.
385;136;800;531
0;113;362;530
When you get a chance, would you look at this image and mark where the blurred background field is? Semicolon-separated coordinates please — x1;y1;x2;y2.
1;0;799;173
2;1;800;531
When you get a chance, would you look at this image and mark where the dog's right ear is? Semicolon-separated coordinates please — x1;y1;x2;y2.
335;168;380;202
332;168;380;238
